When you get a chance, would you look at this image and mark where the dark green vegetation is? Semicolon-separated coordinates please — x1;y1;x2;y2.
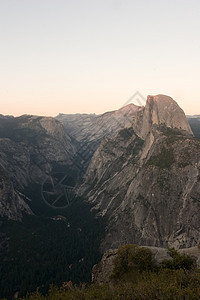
0;198;105;299
15;245;200;300
147;146;175;169
162;248;195;270
111;245;195;281
111;244;155;278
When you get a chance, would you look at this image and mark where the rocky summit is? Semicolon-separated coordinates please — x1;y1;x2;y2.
79;95;200;251
0;94;200;298
133;95;193;139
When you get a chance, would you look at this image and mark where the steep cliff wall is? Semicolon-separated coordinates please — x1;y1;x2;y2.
80;95;200;250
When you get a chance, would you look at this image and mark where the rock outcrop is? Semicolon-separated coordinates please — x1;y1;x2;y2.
80;95;200;251
92;245;200;284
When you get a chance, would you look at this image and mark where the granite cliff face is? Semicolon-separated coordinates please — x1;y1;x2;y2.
0;164;32;220
1;95;200;298
57;104;142;143
56;104;143;166
133;95;193;139
0;115;76;220
0;95;200;247
80;95;200;251
0;104;141;220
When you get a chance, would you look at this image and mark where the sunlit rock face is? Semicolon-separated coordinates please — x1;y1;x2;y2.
80;95;200;251
56;103;143;164
57;103;143;143
133;95;193;140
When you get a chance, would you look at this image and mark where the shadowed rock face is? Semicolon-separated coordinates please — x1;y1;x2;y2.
80;95;200;251
187;115;200;138
0;104;142;220
0;104;143;220
0;115;77;220
0;164;32;220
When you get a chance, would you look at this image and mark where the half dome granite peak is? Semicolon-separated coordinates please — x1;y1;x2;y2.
133;94;193;139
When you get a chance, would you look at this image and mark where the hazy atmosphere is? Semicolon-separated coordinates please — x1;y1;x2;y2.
2;2;200;299
1;0;200;116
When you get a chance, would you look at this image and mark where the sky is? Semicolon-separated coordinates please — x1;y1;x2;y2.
1;0;200;117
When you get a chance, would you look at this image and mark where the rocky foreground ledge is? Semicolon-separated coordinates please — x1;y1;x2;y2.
92;245;200;284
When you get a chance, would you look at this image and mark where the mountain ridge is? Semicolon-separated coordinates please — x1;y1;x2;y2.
79;95;200;251
0;115;77;219
0;95;200;298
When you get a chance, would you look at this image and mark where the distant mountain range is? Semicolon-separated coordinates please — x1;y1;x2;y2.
0;96;200;298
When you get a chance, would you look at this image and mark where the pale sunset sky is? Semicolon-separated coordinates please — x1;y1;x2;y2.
1;0;200;116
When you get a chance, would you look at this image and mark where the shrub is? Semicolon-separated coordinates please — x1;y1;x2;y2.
162;248;195;270
111;244;155;279
147;147;175;169
20;269;200;300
